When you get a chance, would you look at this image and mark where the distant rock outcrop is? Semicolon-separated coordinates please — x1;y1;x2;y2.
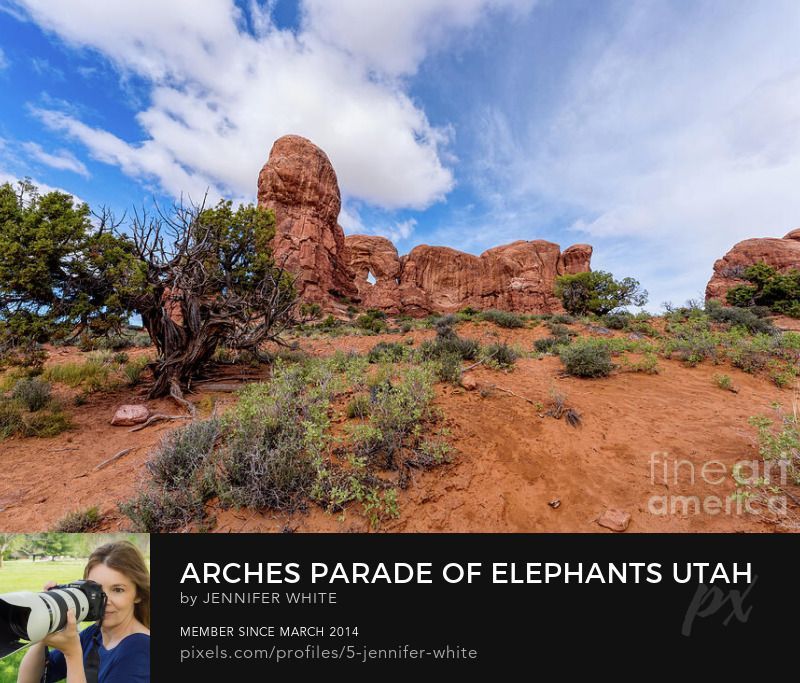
705;229;800;303
344;237;592;315
257;135;358;308
258;135;593;315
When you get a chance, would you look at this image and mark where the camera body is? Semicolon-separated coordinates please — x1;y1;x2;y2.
0;579;107;659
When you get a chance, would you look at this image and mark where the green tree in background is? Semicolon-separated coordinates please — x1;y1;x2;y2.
555;270;648;316
0;180;136;365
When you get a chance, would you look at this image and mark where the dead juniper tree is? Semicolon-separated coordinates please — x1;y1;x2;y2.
127;196;296;408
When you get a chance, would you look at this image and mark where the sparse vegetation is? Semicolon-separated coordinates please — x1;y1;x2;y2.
11;377;52;412
560;338;614;378
54;506;103;532
479;309;525;328
483;342;518;369
714;373;736;392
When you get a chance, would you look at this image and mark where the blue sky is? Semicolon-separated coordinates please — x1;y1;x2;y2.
1;0;799;309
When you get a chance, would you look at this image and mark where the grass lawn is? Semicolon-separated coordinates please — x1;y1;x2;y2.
0;559;90;683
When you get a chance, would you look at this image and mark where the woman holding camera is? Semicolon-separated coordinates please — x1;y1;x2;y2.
17;540;150;683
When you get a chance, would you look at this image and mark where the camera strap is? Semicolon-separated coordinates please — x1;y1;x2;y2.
84;626;102;683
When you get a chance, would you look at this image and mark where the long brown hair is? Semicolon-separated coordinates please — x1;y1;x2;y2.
84;541;150;629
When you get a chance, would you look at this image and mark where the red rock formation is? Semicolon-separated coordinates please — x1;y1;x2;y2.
257;135;358;308
705;229;800;302
257;135;592;315
346;235;403;313
344;235;593;315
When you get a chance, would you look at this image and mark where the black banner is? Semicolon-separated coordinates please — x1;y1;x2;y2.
150;533;797;675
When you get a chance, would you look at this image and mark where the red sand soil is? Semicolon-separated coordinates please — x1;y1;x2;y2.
0;323;797;533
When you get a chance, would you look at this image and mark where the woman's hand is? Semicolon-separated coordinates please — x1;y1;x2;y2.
42;609;82;660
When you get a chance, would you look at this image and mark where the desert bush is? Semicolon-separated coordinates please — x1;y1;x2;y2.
560;339;614;378
549;313;576;325
146;418;220;491
436;351;463;384
11;377;52;412
356;310;388;333
479;309;525;329
54;506;102;532
96;334;134;351
714;373;735;392
417;323;480;362
661;323;717;366
602;312;632;330
726;334;775;373
706;300;775;334
620;352;660;374
214;363;333;510
534;336;570;354
346;394;372;419
119;489;203;533
358;365;436;468
483;342;518;369
367;342;409;364
748;405;800;485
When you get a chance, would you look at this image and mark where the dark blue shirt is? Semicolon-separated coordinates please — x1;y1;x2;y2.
45;623;149;683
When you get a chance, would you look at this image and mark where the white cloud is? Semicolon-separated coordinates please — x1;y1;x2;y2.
21;141;89;177
302;0;535;77
10;0;529;211
0;46;8;70
471;1;800;308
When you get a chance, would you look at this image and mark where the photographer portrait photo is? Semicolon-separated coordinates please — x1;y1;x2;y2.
0;534;150;683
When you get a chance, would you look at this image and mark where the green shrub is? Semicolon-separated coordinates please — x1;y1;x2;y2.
479;309;525;328
146;419;220;491
602;312;633;330
119;489;202;533
417;323;480;362
620;352;659;374
560;339;614;378
483;342;518;369
714;373;734;391
11;377;52;412
215;364;332;510
346;394;372;419
534;336;570;353
112;352;129;365
367;342;409;363
706;300;775;334
356;312;387;333
549;313;576;325
54;506;102;532
436;351;463;384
